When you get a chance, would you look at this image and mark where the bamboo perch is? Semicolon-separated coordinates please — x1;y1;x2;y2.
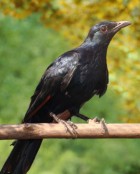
0;121;140;139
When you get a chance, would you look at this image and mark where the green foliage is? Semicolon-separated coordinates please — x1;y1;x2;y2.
1;0;140;121
0;15;140;174
0;14;69;123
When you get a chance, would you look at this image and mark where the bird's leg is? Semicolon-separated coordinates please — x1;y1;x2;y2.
70;108;104;125
50;112;78;137
74;112;89;121
75;111;103;124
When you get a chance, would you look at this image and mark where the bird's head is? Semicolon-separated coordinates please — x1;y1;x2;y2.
85;21;131;46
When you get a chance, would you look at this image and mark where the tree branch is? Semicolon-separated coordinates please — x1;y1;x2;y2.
0;121;140;139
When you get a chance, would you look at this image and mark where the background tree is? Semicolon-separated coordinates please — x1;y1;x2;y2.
0;1;140;174
0;0;140;121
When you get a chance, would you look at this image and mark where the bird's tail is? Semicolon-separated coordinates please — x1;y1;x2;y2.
0;139;42;174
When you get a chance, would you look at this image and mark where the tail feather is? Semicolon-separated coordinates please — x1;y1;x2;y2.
0;139;42;174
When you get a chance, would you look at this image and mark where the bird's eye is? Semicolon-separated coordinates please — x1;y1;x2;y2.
100;25;108;33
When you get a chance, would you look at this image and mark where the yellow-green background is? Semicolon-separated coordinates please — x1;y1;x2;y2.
0;1;140;173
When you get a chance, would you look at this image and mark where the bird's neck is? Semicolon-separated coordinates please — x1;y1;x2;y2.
79;39;108;67
79;39;109;59
81;37;110;48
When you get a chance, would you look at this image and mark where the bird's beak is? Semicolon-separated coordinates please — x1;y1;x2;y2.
112;21;131;32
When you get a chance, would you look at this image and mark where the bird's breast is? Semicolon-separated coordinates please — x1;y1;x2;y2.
65;61;108;105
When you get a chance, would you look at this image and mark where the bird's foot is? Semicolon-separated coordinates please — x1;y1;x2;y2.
88;117;108;134
50;112;78;138
88;116;100;124
67;120;77;129
88;117;106;124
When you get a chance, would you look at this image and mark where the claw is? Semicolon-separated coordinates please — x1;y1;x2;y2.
88;116;101;124
100;118;106;124
67;121;78;129
100;118;107;130
50;112;78;138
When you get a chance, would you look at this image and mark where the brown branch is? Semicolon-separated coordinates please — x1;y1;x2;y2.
0;121;140;139
0;110;139;139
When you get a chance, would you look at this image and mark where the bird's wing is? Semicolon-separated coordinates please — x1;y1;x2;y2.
23;51;79;122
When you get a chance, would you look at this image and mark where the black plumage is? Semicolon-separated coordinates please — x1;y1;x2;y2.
0;21;130;174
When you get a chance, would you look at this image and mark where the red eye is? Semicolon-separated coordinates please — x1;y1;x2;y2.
100;25;108;33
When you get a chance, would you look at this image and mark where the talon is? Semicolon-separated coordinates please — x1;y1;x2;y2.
50;112;78;138
100;118;107;130
67;121;78;129
88;117;100;124
100;118;106;124
93;117;101;123
67;121;78;138
99;118;108;133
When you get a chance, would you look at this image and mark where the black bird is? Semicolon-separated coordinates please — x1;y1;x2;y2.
0;21;130;174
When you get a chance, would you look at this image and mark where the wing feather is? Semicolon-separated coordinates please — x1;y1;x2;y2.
23;51;79;121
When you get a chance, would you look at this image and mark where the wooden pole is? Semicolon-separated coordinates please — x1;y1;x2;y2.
0;121;140;139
